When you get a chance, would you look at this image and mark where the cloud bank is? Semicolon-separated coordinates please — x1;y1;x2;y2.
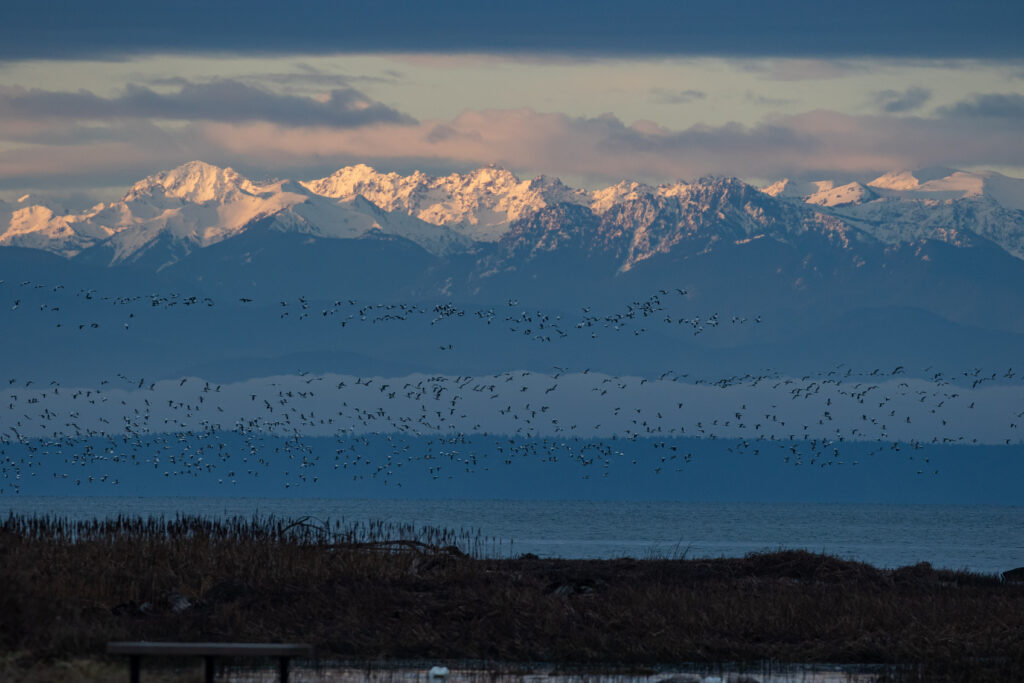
187;107;1024;184
4;88;1024;192
0;81;414;128
874;87;932;113
938;93;1024;124
3;1;1023;60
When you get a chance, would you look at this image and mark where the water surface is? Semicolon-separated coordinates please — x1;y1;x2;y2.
7;496;1023;574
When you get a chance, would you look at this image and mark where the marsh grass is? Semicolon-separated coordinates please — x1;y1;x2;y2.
1;513;1022;682
0;651;204;682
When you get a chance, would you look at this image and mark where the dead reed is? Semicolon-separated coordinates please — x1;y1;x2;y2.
1;513;1022;682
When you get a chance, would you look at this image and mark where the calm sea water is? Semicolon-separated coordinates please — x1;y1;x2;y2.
5;497;1023;575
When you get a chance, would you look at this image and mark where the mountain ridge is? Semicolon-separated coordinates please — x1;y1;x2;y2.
5;161;1024;266
0;163;1020;259
764;167;1024;259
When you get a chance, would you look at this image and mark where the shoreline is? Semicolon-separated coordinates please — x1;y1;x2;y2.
3;514;1022;682
5;497;1023;574
0;658;999;683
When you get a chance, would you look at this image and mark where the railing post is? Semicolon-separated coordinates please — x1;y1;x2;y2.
205;655;216;683
279;656;290;683
129;655;140;683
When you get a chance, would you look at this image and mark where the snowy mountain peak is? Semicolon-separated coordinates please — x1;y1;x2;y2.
301;164;428;214
682;176;762;208
868;166;960;192
459;165;521;188
589;179;698;214
763;178;833;200
303;164;589;242
692;176;751;197
501;174;861;277
764;167;1024;260
125;160;269;204
528;174;569;190
864;167;1024;212
803;182;875;207
762;178;876;206
2;162;473;266
655;181;693;200
590;180;656;213
0;203;89;256
300;163;389;195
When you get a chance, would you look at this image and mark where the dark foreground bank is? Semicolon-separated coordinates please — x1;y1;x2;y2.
2;514;1022;682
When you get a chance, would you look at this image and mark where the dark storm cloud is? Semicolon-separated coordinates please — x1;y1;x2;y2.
2;120;177;147
745;91;796;106
3;0;1022;60
938;93;1024;126
142;67;395;96
605;120;816;157
650;89;707;104
735;59;871;81
0;80;415;127
225;64;401;93
874;87;932;113
6;105;1024;192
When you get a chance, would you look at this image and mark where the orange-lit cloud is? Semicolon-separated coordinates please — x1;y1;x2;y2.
3;99;1024;192
192;106;1024;183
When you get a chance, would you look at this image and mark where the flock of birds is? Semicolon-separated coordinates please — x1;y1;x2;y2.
9;280;764;343
1;279;1022;494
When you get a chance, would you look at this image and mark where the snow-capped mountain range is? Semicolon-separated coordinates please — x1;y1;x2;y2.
301;164;589;242
495;177;863;274
763;166;1024;259
0;162;471;264
4;162;1024;388
4;161;1024;269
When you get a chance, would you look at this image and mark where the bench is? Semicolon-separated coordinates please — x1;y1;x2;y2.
107;642;314;683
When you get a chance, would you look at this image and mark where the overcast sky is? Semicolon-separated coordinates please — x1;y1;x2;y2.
2;0;1023;199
